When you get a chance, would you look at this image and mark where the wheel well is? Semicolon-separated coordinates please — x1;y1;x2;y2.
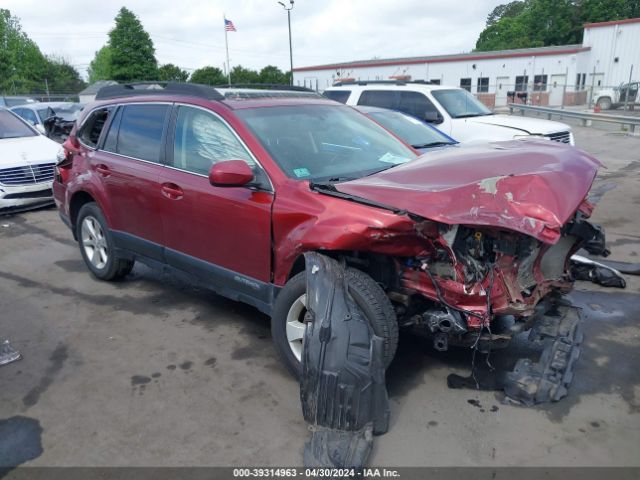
69;191;96;235
286;250;398;289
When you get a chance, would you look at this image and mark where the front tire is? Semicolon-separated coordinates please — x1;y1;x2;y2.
597;96;612;110
76;202;134;281
271;268;399;379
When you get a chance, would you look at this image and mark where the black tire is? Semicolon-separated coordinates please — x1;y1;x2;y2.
76;202;134;281
271;268;399;379
597;96;612;110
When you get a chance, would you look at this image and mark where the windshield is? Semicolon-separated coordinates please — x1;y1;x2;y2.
0;110;37;139
237;105;417;181
366;110;455;148
431;89;492;118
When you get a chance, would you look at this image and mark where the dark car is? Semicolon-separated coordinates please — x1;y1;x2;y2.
356;105;457;153
54;82;606;378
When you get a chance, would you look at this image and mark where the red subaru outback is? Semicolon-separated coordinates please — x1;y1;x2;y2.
54;83;606;386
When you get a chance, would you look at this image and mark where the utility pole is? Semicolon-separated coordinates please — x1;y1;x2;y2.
44;78;50;101
278;1;294;85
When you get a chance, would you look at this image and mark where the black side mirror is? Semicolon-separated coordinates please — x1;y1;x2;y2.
424;111;443;124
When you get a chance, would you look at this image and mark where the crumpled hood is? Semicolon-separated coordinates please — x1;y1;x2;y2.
468;114;570;134
336;140;601;243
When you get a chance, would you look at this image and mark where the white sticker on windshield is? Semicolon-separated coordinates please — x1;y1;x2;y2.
378;152;408;164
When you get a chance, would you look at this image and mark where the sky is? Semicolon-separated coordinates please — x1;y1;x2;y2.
3;0;506;79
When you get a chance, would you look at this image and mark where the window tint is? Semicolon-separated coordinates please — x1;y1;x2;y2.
398;91;439;119
79;107;112;148
117;104;169;162
460;78;471;92
323;90;351;103
357;90;397;109
172;106;253;175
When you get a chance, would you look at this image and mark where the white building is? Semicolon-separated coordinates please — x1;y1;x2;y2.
293;18;640;108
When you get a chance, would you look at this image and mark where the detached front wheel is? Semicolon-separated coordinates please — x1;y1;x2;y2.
271;268;399;379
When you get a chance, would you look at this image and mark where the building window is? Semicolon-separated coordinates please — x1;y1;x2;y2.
477;77;489;93
575;73;581;90
460;78;471;91
533;74;548;91
581;73;586;89
515;75;529;92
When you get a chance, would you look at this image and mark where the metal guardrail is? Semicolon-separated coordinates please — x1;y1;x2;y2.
508;103;640;134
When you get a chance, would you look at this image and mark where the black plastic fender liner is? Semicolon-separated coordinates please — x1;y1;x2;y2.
300;252;390;468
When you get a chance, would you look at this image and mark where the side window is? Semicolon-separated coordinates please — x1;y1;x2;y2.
116;104;169;163
357;90;398;109
18;108;38;125
172;106;254;175
102;107;122;153
79;107;113;148
460;78;471;92
323;90;351;103
398;91;439;119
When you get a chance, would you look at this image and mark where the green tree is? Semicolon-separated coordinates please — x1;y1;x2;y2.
230;65;259;84
107;7;157;82
258;65;289;84
475;0;640;51
189;66;226;85
87;46;112;83
158;63;189;82
0;8;49;93
45;56;86;93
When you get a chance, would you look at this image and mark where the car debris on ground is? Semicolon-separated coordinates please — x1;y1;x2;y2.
0;339;21;367
300;252;390;469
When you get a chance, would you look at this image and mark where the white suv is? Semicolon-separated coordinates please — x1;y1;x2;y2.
324;82;575;145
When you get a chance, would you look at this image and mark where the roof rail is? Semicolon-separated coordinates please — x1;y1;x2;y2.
213;83;315;92
95;82;225;101
332;79;438;87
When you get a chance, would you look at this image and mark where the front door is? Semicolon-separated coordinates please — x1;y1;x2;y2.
549;74;566;105
495;76;510;107
159;104;273;297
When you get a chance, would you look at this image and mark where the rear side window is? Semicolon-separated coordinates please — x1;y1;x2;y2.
79;107;112;148
357;90;398;109
323;90;351;103
397;91;439;119
116;104;169;162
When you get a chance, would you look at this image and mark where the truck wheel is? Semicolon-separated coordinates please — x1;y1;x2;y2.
76;202;134;281
271;268;398;379
597;97;612;110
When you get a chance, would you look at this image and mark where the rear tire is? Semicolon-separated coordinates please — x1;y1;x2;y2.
271;268;398;379
76;202;134;281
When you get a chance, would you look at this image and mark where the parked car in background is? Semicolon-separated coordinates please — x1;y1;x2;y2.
356;105;458;153
324;81;575;145
11;102;83;139
54;83;605;380
594;81;639;110
0;108;61;214
0;96;38;108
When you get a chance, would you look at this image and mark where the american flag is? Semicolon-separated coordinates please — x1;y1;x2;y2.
225;19;237;32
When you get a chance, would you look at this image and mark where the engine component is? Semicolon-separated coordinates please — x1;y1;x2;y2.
300;252;390;469
423;307;467;334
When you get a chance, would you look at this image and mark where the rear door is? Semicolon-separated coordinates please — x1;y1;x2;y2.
159;104;273;292
92;103;170;260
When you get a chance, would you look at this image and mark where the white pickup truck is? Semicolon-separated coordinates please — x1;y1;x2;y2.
324;82;574;145
594;82;639;110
